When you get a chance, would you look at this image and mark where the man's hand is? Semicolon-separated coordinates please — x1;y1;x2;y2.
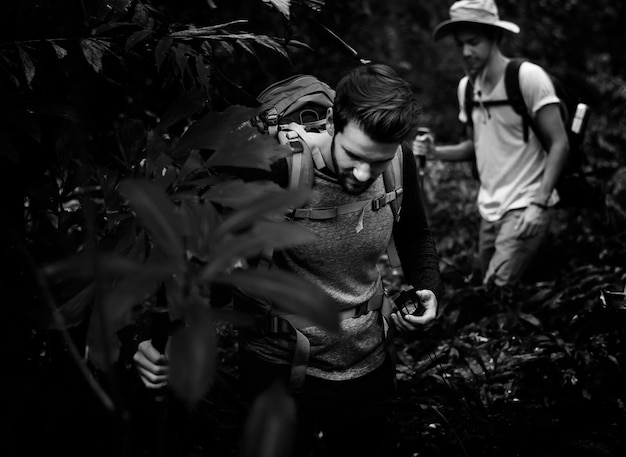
133;339;170;390
514;204;550;239
391;289;438;333
412;132;435;158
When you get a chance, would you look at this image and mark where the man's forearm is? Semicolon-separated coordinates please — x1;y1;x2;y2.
434;139;475;162
535;138;569;205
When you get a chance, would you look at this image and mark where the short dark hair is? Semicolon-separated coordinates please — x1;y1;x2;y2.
333;63;422;143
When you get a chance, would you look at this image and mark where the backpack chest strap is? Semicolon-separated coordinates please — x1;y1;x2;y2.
287;188;403;221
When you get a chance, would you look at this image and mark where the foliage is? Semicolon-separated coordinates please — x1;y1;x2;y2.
3;1;626;457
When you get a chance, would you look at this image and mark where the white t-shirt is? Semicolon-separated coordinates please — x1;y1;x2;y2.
458;61;560;221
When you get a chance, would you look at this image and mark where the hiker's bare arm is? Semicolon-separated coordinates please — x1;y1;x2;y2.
514;103;569;238
414;124;475;162
391;289;438;333
533;103;570;205
134;339;170;389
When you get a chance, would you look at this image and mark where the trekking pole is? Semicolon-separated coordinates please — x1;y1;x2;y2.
414;127;432;189
151;282;170;457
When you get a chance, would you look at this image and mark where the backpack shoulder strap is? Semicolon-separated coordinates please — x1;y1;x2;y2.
463;76;474;128
383;147;404;269
382;146;404;223
504;58;545;145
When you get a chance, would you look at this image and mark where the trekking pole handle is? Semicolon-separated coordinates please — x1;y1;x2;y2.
413;127;433;184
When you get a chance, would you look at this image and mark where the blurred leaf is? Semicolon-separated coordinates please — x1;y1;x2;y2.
119;179;184;259
215;269;338;331
169;305;217;404
176;105;292;170
176;198;221;252
212;187;310;241
54;284;95;329
43;253;142;280
87;262;176;370
241;380;296;457
202;221;316;276
202;179;282;209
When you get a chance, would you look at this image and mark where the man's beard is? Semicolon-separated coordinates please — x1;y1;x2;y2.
330;137;374;195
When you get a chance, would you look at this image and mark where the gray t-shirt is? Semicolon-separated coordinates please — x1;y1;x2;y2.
240;169;393;380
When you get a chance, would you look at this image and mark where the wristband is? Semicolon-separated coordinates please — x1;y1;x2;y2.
530;201;548;210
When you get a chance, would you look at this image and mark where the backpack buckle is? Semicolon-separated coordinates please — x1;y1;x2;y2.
266;108;278;126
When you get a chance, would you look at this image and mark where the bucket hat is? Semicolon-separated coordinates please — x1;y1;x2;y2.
433;0;520;40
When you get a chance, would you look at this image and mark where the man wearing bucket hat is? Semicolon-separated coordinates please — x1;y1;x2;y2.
415;0;569;289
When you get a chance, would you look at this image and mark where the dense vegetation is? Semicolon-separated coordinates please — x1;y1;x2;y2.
2;1;625;456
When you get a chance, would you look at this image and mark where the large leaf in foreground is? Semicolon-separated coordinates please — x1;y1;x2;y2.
241;380;296;457
168;306;216;404
215;269;338;331
201;221;316;278
86;264;175;370
119;179;184;260
202;179;283;209
176;105;291;170
212;187;310;242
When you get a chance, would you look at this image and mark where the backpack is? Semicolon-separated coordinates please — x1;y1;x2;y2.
464;58;597;208
252;74;405;268
243;74;404;389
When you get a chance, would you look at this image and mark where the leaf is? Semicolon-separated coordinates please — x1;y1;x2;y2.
215;269;338;331
212;187;310;241
87;264;174;370
48;41;67;59
119;179;185;259
80;39;109;73
114;117;146;166
177;105;292;169
156;88;206;134
202;180;283;209
17;45;35;88
248;34;288;60
43;253;142;280
169;306;217;404
155;36;173;70
240;380;296;457
194;55;211;92
519;313;543;328
125;28;153;51
177;149;205;184
101;264;175;333
54;284;95;329
173;43;191;77
202;221;316;277
176;197;221;242
261;0;291;18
